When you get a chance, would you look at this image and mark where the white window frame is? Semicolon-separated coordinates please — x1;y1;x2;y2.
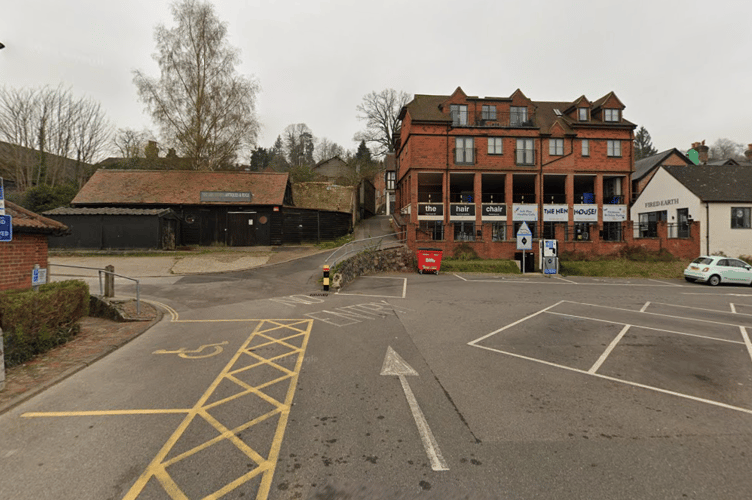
510;106;528;126
578;108;589;121
549;138;564;156
455;137;474;164
450;104;468;126
482;105;497;121
604;109;620;122
607;140;621;157
582;139;590;157
488;137;503;155
516;138;535;165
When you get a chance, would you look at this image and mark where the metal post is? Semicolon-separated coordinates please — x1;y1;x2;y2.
33;263;40;291
104;265;115;298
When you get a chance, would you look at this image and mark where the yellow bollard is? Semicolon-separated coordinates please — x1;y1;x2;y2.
323;265;330;291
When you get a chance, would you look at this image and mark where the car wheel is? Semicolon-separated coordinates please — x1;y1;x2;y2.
708;275;721;286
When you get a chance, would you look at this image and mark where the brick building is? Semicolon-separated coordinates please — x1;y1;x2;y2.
0;201;69;291
393;87;638;261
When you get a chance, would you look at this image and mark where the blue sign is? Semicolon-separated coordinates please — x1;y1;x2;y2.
0;215;11;242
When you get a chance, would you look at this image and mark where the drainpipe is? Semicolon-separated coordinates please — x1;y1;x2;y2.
706;202;710;255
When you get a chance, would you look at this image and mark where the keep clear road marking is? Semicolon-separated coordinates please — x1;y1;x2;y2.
380;346;449;472
24;319;314;500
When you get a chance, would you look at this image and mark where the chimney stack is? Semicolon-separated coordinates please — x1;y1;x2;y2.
745;144;752;162
696;141;709;164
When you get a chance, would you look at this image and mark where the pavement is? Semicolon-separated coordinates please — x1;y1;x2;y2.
0;244;329;415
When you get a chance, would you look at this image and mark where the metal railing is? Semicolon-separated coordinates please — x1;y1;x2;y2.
324;232;407;268
49;264;141;315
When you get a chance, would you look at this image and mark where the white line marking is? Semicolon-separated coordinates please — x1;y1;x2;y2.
545;311;744;345
640;302;651;313
381;347;448;471
471;343;752;416
740;327;752;366
453;274;468;281
403;277;407;298
468;301;565;346
649;300;752;318
589;325;631;374
731;303;737;314
555;276;578;284
649;278;682;287
559;300;752;329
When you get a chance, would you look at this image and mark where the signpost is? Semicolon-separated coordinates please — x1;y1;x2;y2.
0;178;11;242
516;221;532;273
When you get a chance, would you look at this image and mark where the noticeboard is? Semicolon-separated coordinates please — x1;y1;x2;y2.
0;215;12;242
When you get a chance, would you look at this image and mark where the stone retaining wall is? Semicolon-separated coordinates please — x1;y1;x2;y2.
331;246;416;289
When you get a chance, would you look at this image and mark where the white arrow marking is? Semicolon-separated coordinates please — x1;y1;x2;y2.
381;346;449;471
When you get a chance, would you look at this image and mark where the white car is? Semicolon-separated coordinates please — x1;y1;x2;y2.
684;256;752;286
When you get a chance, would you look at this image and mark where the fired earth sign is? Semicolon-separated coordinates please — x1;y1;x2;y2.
200;191;253;202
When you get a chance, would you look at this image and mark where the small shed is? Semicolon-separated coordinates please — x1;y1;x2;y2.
44;207;181;250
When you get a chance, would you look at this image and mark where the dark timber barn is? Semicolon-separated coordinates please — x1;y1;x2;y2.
46;170;352;249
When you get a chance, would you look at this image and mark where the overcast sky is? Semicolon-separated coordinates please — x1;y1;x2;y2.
1;0;750;161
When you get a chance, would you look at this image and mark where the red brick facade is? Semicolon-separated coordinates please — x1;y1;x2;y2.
0;201;68;291
0;234;50;291
393;87;700;264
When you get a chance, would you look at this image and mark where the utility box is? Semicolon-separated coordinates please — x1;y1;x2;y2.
543;256;558;275
539;239;558;272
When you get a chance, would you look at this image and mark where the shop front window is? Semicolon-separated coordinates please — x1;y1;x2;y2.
492;223;507;242
454;222;475;241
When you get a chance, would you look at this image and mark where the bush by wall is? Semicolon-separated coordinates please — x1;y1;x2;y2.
0;280;89;367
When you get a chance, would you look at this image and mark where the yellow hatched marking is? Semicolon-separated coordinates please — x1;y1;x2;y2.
119;319;313;500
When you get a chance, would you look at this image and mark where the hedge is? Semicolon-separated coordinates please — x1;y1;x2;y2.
0;280;90;367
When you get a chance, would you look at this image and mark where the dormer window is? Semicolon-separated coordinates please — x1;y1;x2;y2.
510;106;528;126
482;105;496;121
578;108;589;121
450;104;468;126
604;109;620;122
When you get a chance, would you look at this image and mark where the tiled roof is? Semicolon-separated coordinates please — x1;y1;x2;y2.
634;149;693;181
402;91;635;130
72;170;290;206
3;201;70;235
663;165;752;203
44;207;177;217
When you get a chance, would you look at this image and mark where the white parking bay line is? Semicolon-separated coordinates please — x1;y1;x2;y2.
468;301;565;346
741;327;752;365
589;325;631;374
640;301;651;313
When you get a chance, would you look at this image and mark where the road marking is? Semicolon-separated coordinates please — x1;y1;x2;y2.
153;341;228;359
649;301;752;318
336;277;408;299
468;301;565;346
471;342;752;416
731;303;737;314
454;276;683;287
381;347;448;471
589;325;631;374
741;327;752;366
545;311;745;345
554;276;578;284
23;319;313;500
270;295;326;306
640;301;651;313
305;300;411;327
649;278;682;287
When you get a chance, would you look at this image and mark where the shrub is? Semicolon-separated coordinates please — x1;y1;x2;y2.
0;280;89;367
451;243;479;261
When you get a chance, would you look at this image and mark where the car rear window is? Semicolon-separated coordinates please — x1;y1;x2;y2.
691;257;713;265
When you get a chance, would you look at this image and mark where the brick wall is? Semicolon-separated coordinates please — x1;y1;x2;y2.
0;234;49;291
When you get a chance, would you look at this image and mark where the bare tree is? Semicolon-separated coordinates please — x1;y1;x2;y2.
112;128;155;159
709;138;744;161
354;89;411;158
0;85;111;190
283;123;315;167
314;137;346;163
133;0;260;171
